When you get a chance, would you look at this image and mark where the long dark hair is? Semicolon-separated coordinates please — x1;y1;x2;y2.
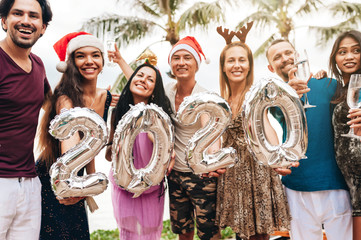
113;63;172;199
37;51;104;167
113;63;173;126
330;30;361;104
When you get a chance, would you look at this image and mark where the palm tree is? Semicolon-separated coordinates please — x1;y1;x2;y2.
235;0;323;58
81;0;229;92
310;1;361;46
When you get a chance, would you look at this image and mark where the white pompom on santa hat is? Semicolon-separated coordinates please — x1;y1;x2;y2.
53;32;104;72
168;36;210;67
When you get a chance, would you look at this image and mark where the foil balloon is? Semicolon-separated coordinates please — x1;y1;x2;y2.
49;107;108;199
111;102;174;198
242;77;308;168
176;92;238;174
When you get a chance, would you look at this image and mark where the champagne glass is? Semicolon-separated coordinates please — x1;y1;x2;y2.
106;40;117;67
341;74;361;139
295;49;316;108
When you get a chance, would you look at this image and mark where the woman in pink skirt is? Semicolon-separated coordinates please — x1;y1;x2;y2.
105;60;173;239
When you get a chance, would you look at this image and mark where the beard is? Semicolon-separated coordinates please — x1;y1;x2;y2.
8;24;41;49
281;60;294;81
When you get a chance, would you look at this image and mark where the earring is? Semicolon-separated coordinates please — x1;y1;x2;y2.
151;95;154;101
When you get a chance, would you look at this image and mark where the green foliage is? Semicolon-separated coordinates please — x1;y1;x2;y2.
221;226;236;239
236;0;323;56
310;1;361;45
82;0;228;48
161;219;177;240
90;220;235;239
90;229;119;240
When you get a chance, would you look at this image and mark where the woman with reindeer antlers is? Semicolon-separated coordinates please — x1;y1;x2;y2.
216;23;291;240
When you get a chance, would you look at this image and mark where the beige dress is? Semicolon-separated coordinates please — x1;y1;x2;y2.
216;113;291;239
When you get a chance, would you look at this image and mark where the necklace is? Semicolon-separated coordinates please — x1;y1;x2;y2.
87;95;96;109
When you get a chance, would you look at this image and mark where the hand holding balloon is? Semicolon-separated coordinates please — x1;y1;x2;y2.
49;107;109;199
273;162;300;176
176;92;238;174
57;196;85;205
242;77;308;168
111;102;174;198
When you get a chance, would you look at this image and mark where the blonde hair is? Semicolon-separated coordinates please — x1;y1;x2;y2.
219;42;254;113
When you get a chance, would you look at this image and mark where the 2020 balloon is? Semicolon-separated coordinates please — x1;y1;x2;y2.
242;77;308;168
111;102;174;198
49;107;109;199
176;92;238;174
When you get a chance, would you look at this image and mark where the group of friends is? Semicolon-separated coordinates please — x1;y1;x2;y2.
1;0;361;240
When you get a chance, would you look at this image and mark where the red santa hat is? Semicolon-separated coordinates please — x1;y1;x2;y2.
168;36;210;67
53;32;104;72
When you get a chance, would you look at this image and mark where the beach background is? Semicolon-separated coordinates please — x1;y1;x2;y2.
2;0;345;234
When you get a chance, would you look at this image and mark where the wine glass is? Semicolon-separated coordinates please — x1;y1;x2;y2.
106;40;117;67
341;74;361;139
294;49;316;108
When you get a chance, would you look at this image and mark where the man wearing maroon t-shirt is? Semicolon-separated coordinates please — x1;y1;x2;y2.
0;0;52;239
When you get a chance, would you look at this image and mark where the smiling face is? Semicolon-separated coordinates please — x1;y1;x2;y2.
170;50;198;81
74;46;103;81
335;36;361;83
2;0;46;49
223;46;250;84
267;41;295;82
129;66;156;104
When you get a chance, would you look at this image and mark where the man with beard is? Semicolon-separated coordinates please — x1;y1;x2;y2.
0;0;52;239
266;39;352;240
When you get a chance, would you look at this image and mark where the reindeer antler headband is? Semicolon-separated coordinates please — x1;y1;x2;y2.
217;21;254;44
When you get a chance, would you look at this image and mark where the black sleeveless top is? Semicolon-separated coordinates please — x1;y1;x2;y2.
35;90;112;240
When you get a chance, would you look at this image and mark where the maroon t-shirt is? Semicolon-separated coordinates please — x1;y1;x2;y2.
0;47;50;178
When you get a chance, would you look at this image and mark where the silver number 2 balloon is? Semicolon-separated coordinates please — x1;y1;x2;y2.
242;77;308;168
49;107;109;199
176;92;238;174
111;102;174;198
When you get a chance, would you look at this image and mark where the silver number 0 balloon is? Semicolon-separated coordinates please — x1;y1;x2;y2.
49;107;109;199
111;102;174;198
176;92;238;174
242;77;308;168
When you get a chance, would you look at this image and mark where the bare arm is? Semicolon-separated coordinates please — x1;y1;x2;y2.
264;110;279;146
105;109;116;162
55;96;89;205
200;113;226;178
108;44;134;80
264;108;300;176
42;88;52;109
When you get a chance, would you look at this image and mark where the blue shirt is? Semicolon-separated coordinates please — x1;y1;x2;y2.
273;78;348;191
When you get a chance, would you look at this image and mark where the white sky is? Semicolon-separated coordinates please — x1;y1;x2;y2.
0;0;345;93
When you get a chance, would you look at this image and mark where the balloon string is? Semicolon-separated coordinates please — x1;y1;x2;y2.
86;196;99;213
